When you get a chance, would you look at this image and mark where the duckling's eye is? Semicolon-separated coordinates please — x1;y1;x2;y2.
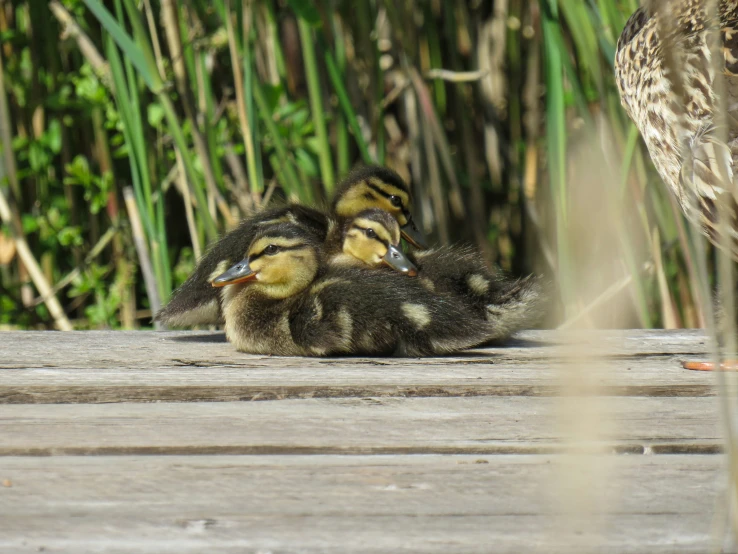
264;244;280;255
365;228;377;239
389;195;403;208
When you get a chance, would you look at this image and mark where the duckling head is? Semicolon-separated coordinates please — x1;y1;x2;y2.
211;223;320;299
342;209;418;276
331;166;427;249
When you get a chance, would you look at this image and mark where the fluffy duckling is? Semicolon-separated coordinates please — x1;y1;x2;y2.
155;165;425;327
335;208;542;336
331;167;425;249
330;208;419;275
212;222;541;356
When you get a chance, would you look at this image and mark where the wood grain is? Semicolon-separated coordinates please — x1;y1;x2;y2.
0;330;717;403
0;454;727;553
0;397;721;455
0;329;730;552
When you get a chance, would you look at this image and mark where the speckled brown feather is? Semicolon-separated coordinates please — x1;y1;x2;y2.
615;0;738;255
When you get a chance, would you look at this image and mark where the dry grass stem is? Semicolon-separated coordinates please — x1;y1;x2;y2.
0;187;72;330
48;0;110;85
123;187;161;325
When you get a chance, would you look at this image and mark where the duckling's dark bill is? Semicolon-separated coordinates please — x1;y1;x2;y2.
401;218;428;249
211;260;256;287
382;245;418;276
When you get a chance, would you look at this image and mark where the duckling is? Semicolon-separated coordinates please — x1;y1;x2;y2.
155;165;426;327
330;208;419;275
211;222;542;356
336;208;543;336
331;166;426;249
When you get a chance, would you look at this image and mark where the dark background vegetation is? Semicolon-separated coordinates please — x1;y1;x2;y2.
0;0;703;330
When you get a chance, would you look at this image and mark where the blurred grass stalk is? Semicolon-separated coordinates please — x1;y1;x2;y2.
541;0;697;328
703;0;738;541
547;120;625;551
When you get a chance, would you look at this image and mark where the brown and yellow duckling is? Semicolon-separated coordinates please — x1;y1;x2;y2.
333;208;543;337
330;208;419;276
211;221;541;356
155;165;426;327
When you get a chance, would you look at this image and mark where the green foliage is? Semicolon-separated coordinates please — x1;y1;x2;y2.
0;0;703;329
68;262;129;328
63;155;112;215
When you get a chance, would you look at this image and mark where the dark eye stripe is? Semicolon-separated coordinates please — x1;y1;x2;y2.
352;225;388;246
365;182;405;207
251;243;306;261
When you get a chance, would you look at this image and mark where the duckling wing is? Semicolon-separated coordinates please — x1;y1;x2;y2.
155;205;329;327
287;290;374;356
409;246;546;335
409;246;491;299
289;268;507;357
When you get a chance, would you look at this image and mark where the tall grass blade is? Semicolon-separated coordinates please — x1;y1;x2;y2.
82;0;161;91
252;80;312;203
322;42;374;164
541;0;573;313
298;18;335;194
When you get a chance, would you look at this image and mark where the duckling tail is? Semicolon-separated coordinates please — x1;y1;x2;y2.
485;275;547;340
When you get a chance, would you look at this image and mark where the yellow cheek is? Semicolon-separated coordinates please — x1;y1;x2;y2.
346;239;382;267
250;259;279;282
365;244;387;266
249;259;264;274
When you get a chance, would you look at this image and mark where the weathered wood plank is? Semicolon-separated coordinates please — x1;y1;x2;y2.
1;329;715;362
0;397;721;455
0;330;718;403
0;454;727;553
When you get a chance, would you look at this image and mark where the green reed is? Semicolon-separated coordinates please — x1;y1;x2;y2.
0;0;708;329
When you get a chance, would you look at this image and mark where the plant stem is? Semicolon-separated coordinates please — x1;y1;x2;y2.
298;18;334;195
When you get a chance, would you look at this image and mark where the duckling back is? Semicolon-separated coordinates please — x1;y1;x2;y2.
155;204;329;328
408;245;545;338
287;266;529;356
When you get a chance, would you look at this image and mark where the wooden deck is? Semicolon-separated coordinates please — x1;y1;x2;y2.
0;329;731;552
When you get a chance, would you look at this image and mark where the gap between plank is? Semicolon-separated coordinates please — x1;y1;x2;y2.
0;384;717;404
0;442;723;457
